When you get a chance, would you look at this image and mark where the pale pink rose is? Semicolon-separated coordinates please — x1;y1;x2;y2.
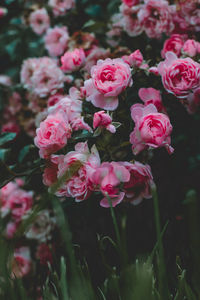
1;121;20;136
186;87;200;114
148;67;159;75
120;4;143;37
161;34;185;58
0;182;18;206
34;113;72;159
0;75;11;86
122;0;139;7
0;7;8;18
138;0;174;38
91;161;130;207
12;247;31;278
25;210;56;242
70;117;92;132
5;222;18;239
61;48;86;72
93;111;116;133
31;58;65;97
158;52;200;98
122;49;143;67
130;103;173;155
56;143;101;201
29;8;50;35
120;161;154;205
84;58;132;111
20;58;40;90
7;190;33;221
48;0;75;17
8;92;22;115
44;26;69;57
47;93;64;107
43;155;62;186
182;39;198;57
138;87;165;112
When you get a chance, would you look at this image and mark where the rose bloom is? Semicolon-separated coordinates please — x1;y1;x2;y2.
130;103;173;155
120;161;154;205
158;51;200;98
12;247;31;278
44;26;69;57
34;113;72;159
84;58;132;110
182;39;199;57
84;47;110;73
20;58;39;90
161;34;185;58
93;111;116;133
138;87;165;112
55;142;101;202
43;155;63;186
36;243;53;266
187;87;200;114
61;48;86;72
25;210;56;242
91;161;130;207
120;4;144;37
48;0;75;17
138;0;174;39
29;8;50;35
122;49;143;67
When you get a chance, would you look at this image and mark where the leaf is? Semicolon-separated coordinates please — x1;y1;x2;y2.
0;132;16;146
18;144;35;163
85;5;102;17
0;149;11;161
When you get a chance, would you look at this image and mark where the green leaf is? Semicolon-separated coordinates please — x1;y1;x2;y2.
0;132;16;146
0;149;11;161
18;144;35;163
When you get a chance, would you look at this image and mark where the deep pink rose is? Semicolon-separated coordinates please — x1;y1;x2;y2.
12;247;31;278
122;0;139;7
34;113;72;159
120;161;154;205
130;104;173;155
158;52;200;98
91;162;130;207
93;111;116;133
61;48;86;72
122;49;143;67
48;0;75;17
161;34;184;58
84;58;132;110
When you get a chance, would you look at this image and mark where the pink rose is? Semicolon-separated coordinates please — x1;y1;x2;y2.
91;161;130;207
61;48;86;72
161;34;185;58
43;155;63;186
84;58;132;111
138;87;165;112
29;8;50;35
93;111;116;133
122;49;143;67
56;142;101;201
120;4;143;37
130;103;173;155
44;26;69;57
182;39;198;57
120;161;154;205
148;66;159;75
138;0;174;39
34;113;72;159
186;87;200;114
48;0;75;17
36;244;53;266
158;52;200;98
12;247;31;278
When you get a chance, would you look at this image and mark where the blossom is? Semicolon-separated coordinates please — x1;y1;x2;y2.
48;0;75;17
91;161;130;207
130;103;173;154
29;8;50;35
120;4;143;37
84;58;132;110
34;113;72;159
122;50;143;67
138;0;174;39
61;48;86;72
158;52;200;98
182;39;199;57
122;0;139;7
161;34;185;58
93;111;116;133
120;161;154;204
138;87;165;112
44;26;69;57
